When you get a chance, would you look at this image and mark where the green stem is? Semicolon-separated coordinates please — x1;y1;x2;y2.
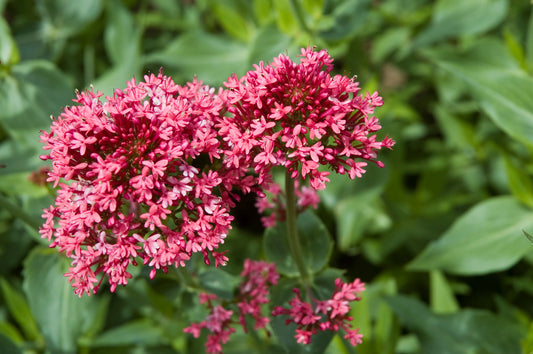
285;172;311;286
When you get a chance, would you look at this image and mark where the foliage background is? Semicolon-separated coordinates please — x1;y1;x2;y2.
1;0;533;353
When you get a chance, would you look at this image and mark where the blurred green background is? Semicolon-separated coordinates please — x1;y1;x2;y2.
2;0;533;353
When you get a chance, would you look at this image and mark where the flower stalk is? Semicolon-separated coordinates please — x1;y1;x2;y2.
285;172;311;286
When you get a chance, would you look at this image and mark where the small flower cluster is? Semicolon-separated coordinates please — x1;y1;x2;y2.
183;294;234;354
218;47;394;191
272;278;365;346
39;72;252;296
184;259;279;354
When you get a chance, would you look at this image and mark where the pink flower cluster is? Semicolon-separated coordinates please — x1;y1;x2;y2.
218;47;394;190
184;259;279;354
272;278;365;346
39;72;253;296
39;47;388;349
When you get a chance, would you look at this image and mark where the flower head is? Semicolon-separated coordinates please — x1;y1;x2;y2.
184;304;235;354
272;278;365;346
218;47;394;190
184;259;279;354
39;72;252;296
237;259;279;330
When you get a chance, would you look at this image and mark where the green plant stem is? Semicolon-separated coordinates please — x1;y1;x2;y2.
285;172;311;286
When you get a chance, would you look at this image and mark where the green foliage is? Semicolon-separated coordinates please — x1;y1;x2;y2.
264;210;332;277
2;0;533;353
23;247;108;352
408;196;533;275
387;295;525;353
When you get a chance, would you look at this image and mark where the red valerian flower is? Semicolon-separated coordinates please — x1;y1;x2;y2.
184;259;279;354
218;47;394;190
39;72;253;296
272;278;365;346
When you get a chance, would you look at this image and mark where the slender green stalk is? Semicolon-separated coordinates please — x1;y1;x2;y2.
285;172;311;286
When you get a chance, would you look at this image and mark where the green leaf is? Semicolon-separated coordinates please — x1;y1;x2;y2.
247;24;294;68
0;18;19;67
0;278;42;341
89;0;142;96
36;0;103;37
311;267;345;300
433;105;476;149
0;60;72;148
144;31;248;85
407;196;533;275
527;7;533;73
317;0;371;41
0;141;45;176
423;38;533;147
429;270;459;314
272;0;299;35
0;332;22;354
104;0;140;65
371;27;411;63
77;294;110;346
89;56;141;98
522;321;533;354
413;0;508;48
0;321;24;346
334;197;385;252
264;210;332;277
207;0;253;42
253;0;273;24
89;319;169;347
524;230;533;244
303;0;324;18
321;163;390;252
0;173;49;197
22;247;106;353
350;275;399;354
198;268;240;300
0;213;36;272
386;295;524;354
503;156;533;209
503;28;527;70
320;162;389;210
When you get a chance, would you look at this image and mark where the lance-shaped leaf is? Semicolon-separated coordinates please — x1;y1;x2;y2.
408;196;533;275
